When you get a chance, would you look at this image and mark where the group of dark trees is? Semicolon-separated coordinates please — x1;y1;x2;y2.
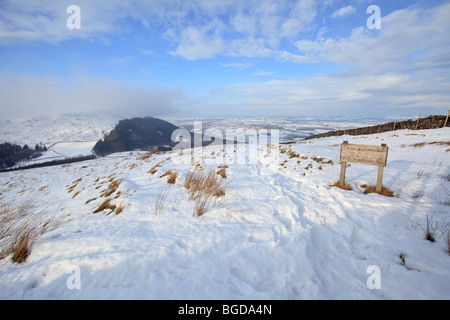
93;117;179;156
0;142;47;169
0;154;95;173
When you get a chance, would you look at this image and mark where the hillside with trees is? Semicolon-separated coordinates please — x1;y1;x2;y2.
93;117;179;156
0;142;43;169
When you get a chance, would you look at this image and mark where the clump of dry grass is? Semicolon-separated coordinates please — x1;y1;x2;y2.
161;170;178;184
0;199;66;263
362;185;396;197
85;197;97;205
410;141;450;148
100;179;122;198
312;156;324;163
287;150;300;159
155;185;173;214
115;204;125;215
93;198;116;214
399;252;406;266
330;181;354;191
311;156;333;165
138;150;160;161
72;190;81;199
216;165;228;179
67;178;82;194
184;168;230;216
94;198;124;214
415;212;449;245
147;157;171;175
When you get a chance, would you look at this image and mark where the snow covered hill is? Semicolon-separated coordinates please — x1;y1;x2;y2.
0;113;122;166
0;126;449;299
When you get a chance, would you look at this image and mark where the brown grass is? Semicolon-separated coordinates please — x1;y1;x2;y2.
72;190;81;199
217;168;227;179
129;163;138;169
287;150;300;159
330;181;354;191
67;178;82;193
137;150;160;161
312;156;333;165
161;170;178;184
410;141;450;148
184;168;230;216
100;179;122;197
93;198;116;214
312;156;324;163
85;197;97;204
362;185;396;197
148;160;164;174
0;199;66;263
115;204;125;215
155;185;173;214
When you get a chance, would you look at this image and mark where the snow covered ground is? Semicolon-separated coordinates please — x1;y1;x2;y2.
0;113;121;146
0;113;121;167
0;126;449;300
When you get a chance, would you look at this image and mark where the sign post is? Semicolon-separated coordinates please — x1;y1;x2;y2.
339;141;389;193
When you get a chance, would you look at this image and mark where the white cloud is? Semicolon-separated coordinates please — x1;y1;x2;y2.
331;5;356;18
280;0;317;38
219;63;255;71
169;19;226;60
297;3;450;74
0;0;319;62
200;71;450;117
0;72;186;120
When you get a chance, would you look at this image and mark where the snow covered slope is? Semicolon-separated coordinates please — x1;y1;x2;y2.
0;127;449;299
0;113;122;165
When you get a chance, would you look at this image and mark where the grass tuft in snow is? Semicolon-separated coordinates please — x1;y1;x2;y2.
161;170;178;184
184;168;230;217
217;167;227;179
416;212;449;243
0;198;66;263
155;185;173;214
137;150;160;161
147;158;169;175
399;252;406;266
100;179;122;198
93;198;116;214
330;181;353;191
362;185;396;197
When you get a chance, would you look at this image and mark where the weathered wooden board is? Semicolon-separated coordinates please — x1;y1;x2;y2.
340;142;388;167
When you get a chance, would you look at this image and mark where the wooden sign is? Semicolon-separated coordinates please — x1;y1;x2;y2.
339;141;388;193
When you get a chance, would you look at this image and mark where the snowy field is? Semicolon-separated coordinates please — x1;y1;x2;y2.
0;126;449;300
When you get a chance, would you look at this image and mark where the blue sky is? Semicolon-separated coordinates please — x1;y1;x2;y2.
0;0;449;119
